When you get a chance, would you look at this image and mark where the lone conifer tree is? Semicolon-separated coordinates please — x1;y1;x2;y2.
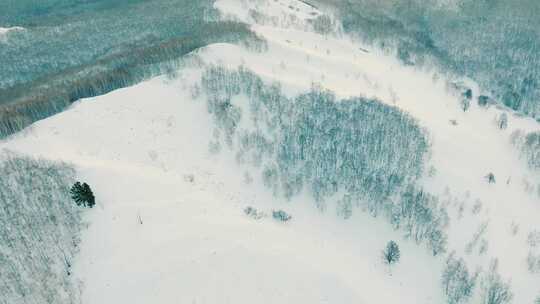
70;182;95;208
383;240;401;265
486;173;496;184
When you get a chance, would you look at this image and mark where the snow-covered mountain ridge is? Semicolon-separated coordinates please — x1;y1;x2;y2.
1;0;539;303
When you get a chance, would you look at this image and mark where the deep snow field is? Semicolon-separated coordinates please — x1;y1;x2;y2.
1;0;539;303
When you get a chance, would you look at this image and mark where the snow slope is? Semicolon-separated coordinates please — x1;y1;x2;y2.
207;6;540;303
1;70;445;304
1;0;539;303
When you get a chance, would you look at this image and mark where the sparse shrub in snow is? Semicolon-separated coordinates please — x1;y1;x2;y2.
441;253;478;304
527;178;540;192
527;230;540;273
247;6;307;31
527;252;540;274
480;260;513;304
184;174;195;183
190;83;202;99
244;206;265;220
510;222;520;236
465;221;489;255
310;14;336;35
496;113;508;130
391;186;449;256
478;239;489;255
457;202;465;219
460;99;470;112
209;139;221;154
272;210;292;222
244;171;253;184
535;295;540;304
428;166;437;177
523;178;537;195
529;231;540;248
472;200;483;215
70;181;95;208
511;130;540;171
382;240;401;266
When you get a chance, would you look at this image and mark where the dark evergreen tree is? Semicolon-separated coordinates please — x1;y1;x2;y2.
464;89;473;100
383;240;401;265
478;95;490;107
70;182;95;208
460;89;472;112
461;99;471;112
497;113;508;130
486;173;496;184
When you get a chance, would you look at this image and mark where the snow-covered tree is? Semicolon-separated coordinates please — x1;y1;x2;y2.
441;253;477;304
383;240;401;265
481;260;513;304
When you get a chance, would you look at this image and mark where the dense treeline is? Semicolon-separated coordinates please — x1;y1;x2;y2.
0;151;82;304
0;0;265;138
311;0;540;120
200;66;448;255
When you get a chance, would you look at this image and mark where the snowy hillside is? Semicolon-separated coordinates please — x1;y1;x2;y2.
1;0;539;303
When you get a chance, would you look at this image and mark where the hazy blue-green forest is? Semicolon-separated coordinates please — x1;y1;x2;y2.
1;0;539;139
0;0;263;137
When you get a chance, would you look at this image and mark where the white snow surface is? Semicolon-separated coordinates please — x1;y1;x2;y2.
1;0;539;303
